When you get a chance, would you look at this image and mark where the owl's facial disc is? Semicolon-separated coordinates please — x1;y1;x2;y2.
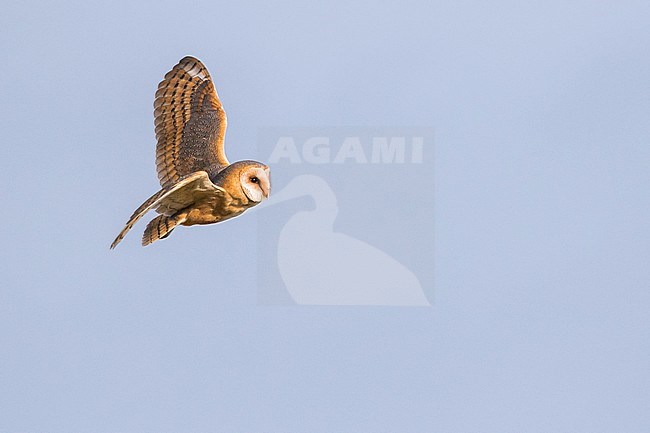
240;166;271;203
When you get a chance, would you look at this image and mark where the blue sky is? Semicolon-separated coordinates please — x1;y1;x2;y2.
1;1;650;432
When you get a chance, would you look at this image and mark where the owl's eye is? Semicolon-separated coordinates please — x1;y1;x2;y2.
250;176;259;184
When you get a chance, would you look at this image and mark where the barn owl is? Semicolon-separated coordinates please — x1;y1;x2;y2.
110;56;270;249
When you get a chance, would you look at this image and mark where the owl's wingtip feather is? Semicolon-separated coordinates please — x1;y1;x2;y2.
180;55;200;62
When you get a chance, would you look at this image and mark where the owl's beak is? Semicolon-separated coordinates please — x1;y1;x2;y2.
262;167;271;198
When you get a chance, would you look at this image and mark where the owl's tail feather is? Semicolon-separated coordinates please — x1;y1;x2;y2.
142;215;182;246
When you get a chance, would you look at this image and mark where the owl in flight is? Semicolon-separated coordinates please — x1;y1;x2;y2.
111;56;270;249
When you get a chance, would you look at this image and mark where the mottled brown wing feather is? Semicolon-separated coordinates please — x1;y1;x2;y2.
110;171;227;249
142;215;179;247
154;56;229;187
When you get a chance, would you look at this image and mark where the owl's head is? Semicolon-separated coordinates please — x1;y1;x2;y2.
240;163;271;203
211;160;271;203
235;161;271;203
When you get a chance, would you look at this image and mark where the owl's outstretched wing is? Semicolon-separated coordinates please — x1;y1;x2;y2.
154;56;229;187
110;171;227;249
